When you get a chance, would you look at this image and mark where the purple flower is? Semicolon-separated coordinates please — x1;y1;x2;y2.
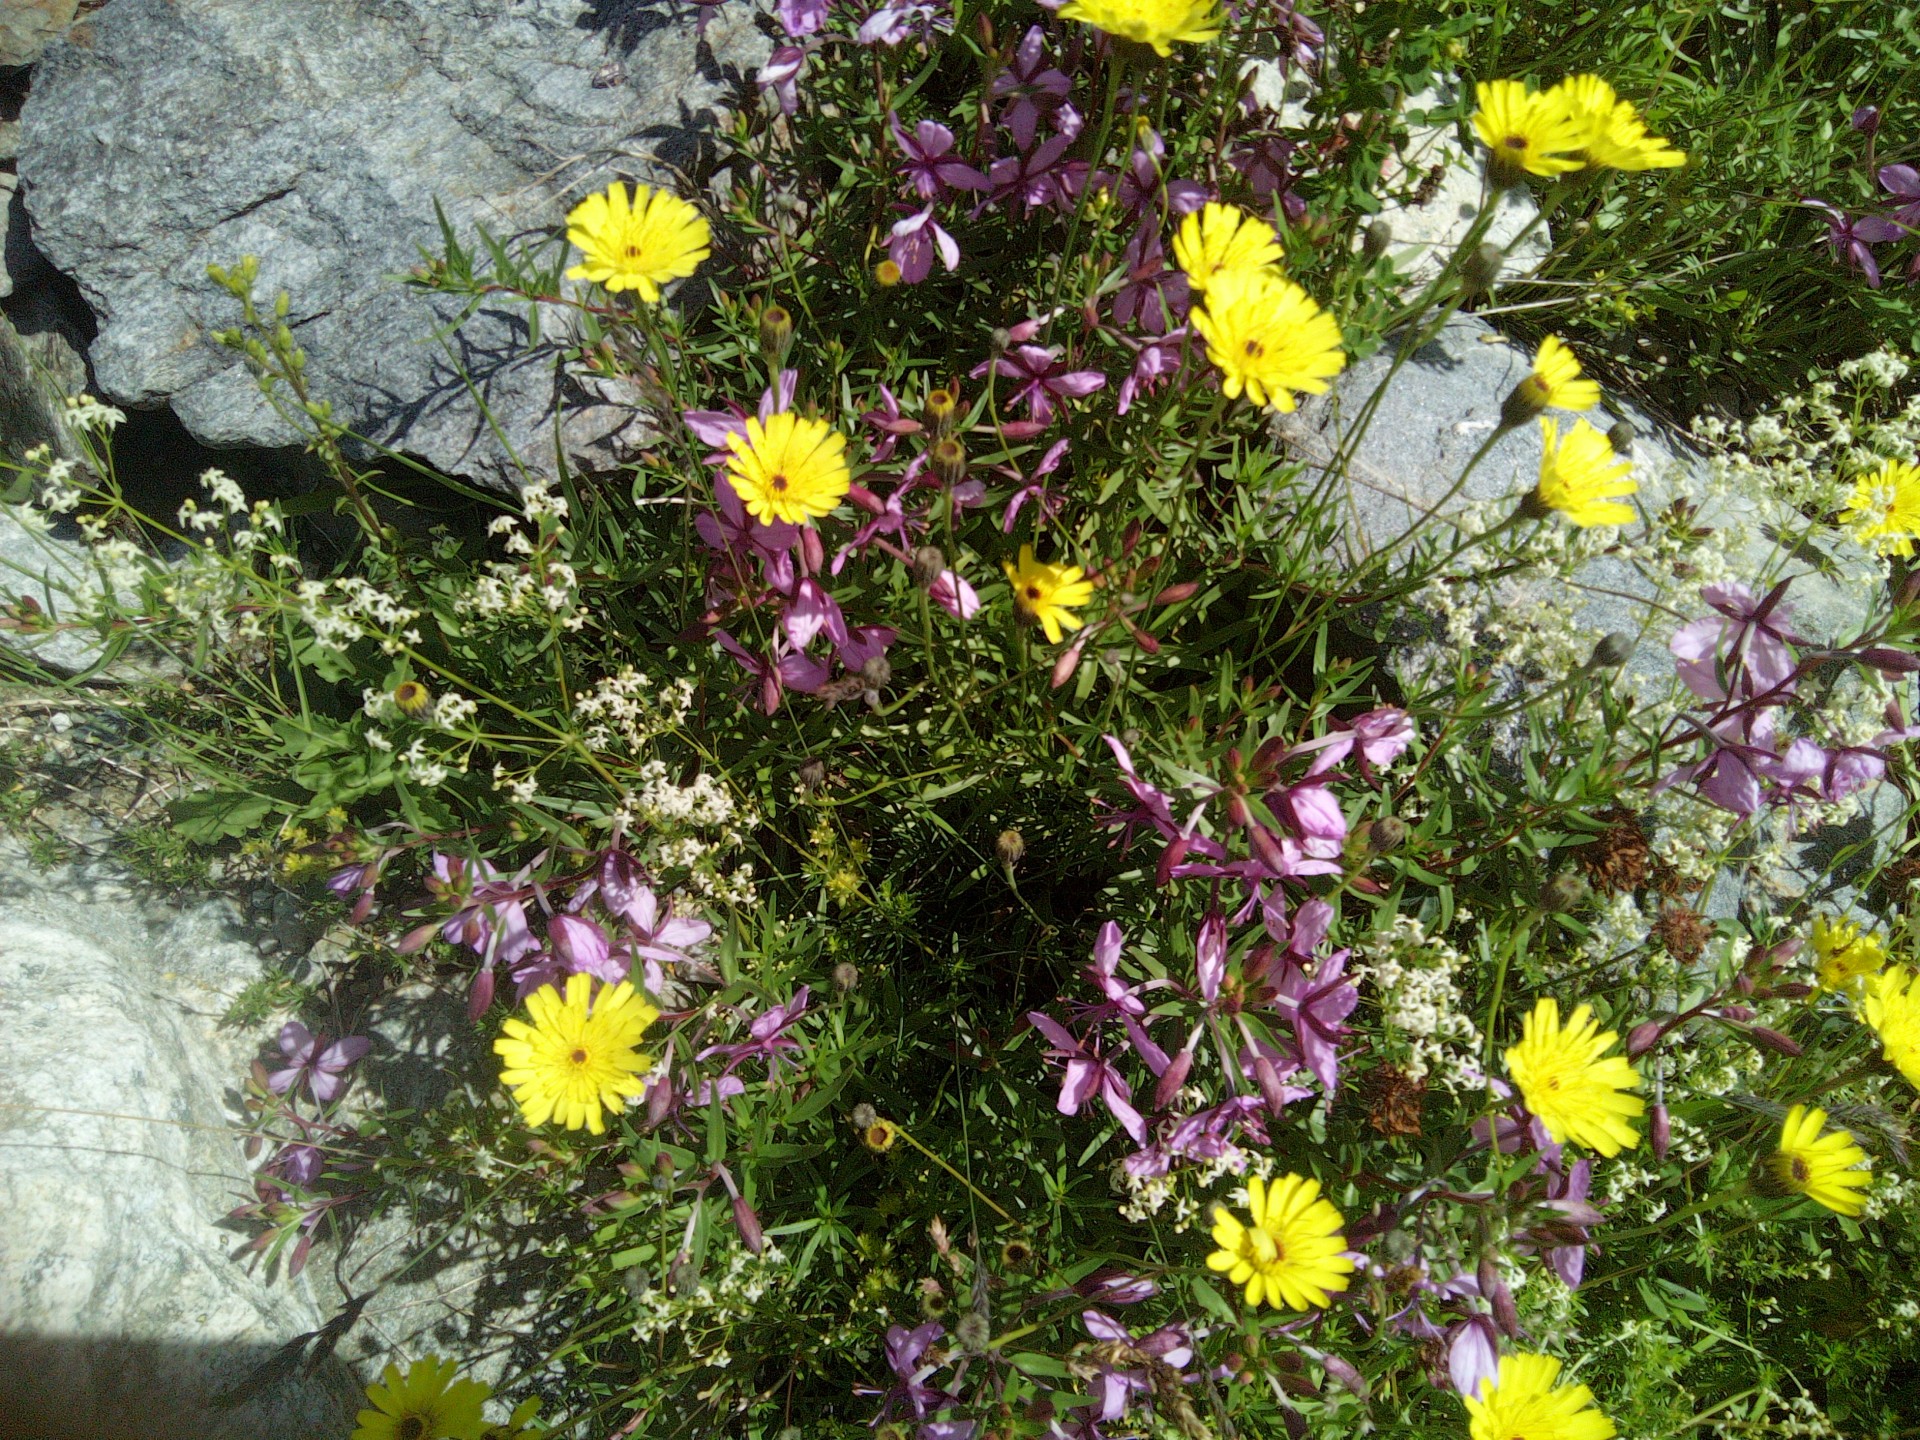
970;344;1106;424
999;436;1071;532
616;885;714;994
888;205;962;283
758;45;806;115
1111;224;1191;335
1081;1310;1196;1421
1543;1157;1598;1287
858;1322;958;1422
1805;198;1905;288
1446;1315;1500;1398
929;569;981;619
1271;949;1358;1094
856;1;943;45
269;1141;325;1189
991;27;1071;151
268;1023;371;1104
1027;1011;1148;1141
984;133;1075;212
1115;329;1191;416
699;987;811;1076
1670;580;1803;704
1230;135;1309;220
777;0;828;34
1880;163;1920;229
1853;105;1882;137
550;913;626;984
890;113;988;198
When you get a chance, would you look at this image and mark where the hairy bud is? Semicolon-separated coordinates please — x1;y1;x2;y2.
1365;817;1408;853
832;960;861;992
758;303;794;364
1589;631;1635;669
924;386;959;437
1362;219;1393;261
930;436;968;487
1607;419;1636;455
1460;241;1504;296
1539;869;1591;913
995;828;1026;867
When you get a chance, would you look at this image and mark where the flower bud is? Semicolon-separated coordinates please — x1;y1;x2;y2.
1607;419;1636;455
996;828;1026;867
1253;1055;1291;1117
1362;219;1393;261
1499;376;1550;431
910;544;947;587
759;303;794;363
1000;1237;1034;1269
833;960;861;992
654;1150;677;1188
1589;631;1635;669
667;1249;696;1294
850;1102;878;1129
861;1118;901;1152
930;436;968;487
924;386;959;437
731;1194;765;1255
874;259;902;287
797;756;827;791
1649;1102;1671;1161
1745;1025;1803;1058
388;679;429;717
645;1079;675;1131
1460;242;1504;296
1365;817;1408;853
1625;1020;1663;1059
1153;1047;1195;1111
800;525;826;575
1540;869;1591;913
955;1311;991;1353
1852;105;1882;137
622;1264;653;1300
1719;1004;1754;1022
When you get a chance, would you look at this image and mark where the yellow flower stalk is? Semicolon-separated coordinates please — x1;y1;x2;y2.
1003;545;1095;644
1547;74;1686;171
1765;1104;1871;1217
1502;334;1600;428
1862;964;1920;1092
1056;0;1221;56
1205;1173;1354;1311
1839;458;1920;558
724;411;852;526
1505;997;1644;1156
494;973;658;1135
565;181;710;302
1811;915;1886;992
1531;416;1637;527
352;1355;490;1440
1189;267;1346;414
1472;79;1586;186
1172;202;1282;295
1464;1353;1616;1440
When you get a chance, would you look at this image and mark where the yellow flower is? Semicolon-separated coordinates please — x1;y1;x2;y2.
1505;997;1644;1156
1862;965;1920;1092
1502;334;1600;427
724;411;852;526
1055;0;1221;56
1464;1353;1616;1440
494;973;658;1135
392;679;433;719
1003;545;1095;643
565;181;709;302
1839;458;1920;558
479;1398;548;1440
1189;268;1346;414
1472;79;1586;186
1766;1104;1871;1217
1172;202;1282;295
1546;74;1685;171
1811;915;1887;992
1205;1173;1355;1311
352;1356;491;1440
1532;416;1637;527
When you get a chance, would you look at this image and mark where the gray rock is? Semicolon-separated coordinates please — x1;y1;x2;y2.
18;0;769;494
0;841;362;1440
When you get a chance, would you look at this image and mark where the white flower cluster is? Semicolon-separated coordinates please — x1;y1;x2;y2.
295;574;423;655
627;1239;787;1345
1353;914;1484;1087
573;668;696;753
62;394;127;433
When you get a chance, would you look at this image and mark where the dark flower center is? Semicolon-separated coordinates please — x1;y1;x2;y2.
1544;1075;1562;1090
1243;339;1266;358
571;1048;589;1065
399;1418;429;1440
624;243;645;258
770;473;789;492
1790;1156;1811;1183
1025;584;1043;600
1504;135;1528;150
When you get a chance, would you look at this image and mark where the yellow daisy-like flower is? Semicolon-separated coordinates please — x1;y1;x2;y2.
724;411;852;527
352;1356;491;1440
1172;202;1283;295
1862;965;1920;1092
1766;1104;1871;1217
1205;1173;1355;1311
1546;74;1686;172
1532;416;1637;528
1055;0;1221;56
1839;458;1920;558
1189;267;1346;414
494;973;658;1135
1504;997;1644;1157
1464;1353;1616;1440
1471;79;1587;187
1811;915;1887;992
1003;545;1095;644
565;181;710;303
1502;334;1600;427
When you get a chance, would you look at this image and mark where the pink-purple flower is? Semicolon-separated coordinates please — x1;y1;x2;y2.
268;1023;371;1104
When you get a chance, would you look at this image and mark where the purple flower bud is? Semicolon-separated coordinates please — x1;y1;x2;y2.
1153;1046;1195;1111
732;1195;765;1255
1853;105;1881;136
1650;1102;1671;1161
1625;1021;1662;1059
1253;1055;1291;1117
1719;1003;1755;1022
1745;1025;1803;1057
